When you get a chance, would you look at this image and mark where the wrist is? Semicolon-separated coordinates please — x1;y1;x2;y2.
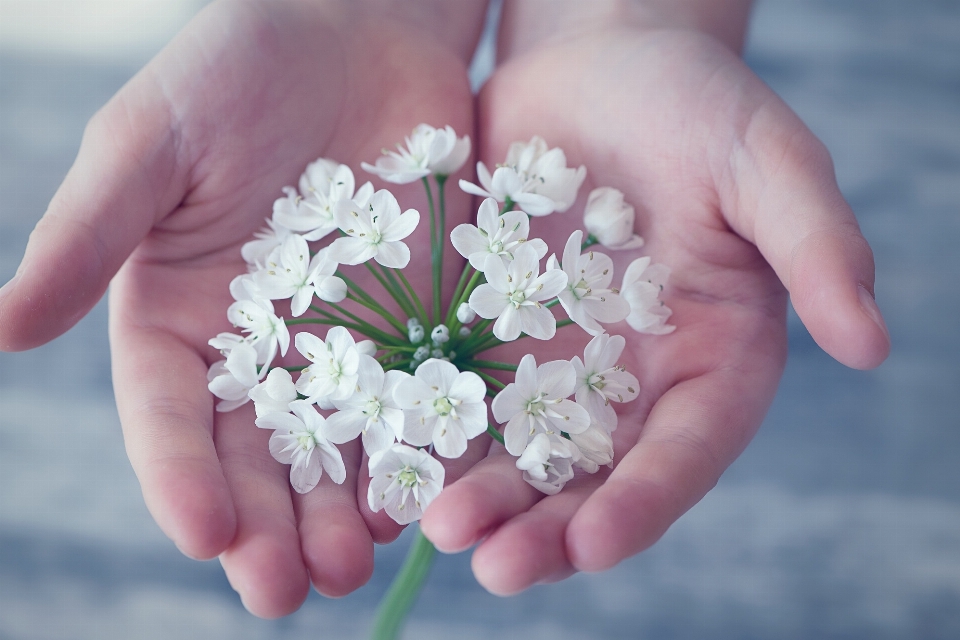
499;0;753;60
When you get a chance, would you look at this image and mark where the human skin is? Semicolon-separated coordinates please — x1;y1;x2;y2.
419;0;891;595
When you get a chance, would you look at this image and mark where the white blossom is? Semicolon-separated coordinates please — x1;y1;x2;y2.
569;423;614;473
207;342;261;412
572;333;639;432
450;198;547;269
582;187;644;250
248;367;298;418
256;400;346;493
621;257;676;335
550;230;630;336
280;160;374;241
295;326;360;405
329;190;419;268
516;433;580;495
468;243;567;342
361;124;470;183
368;444;445;525
326;355;407;456
241;214;295;267
226;297;289;370
254;236;346;316
492;354;591;456
396;359;487;459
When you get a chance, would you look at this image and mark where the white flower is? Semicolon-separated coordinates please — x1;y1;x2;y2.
328;190;419;268
256;400;346;493
583;187;644;250
275;160;374;241
368;444;445;525
226;297;290;369
450;198;548;270
620;257;676;335
515;433;580;495
468;243;567;342
248;367;298;418
253;236;346;316
241;215;295;267
492;354;591;456
551;230;630;336
569;423;614;473
361;124;470;183
295;326;361;404
395;359;487;459
326;355;407;456
572;333;639;432
460;136;586;216
207;342;261;412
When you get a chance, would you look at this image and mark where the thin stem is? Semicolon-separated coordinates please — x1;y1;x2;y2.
581;234;599;251
346;292;408;335
310;304;404;346
436;175;448;324
422;176;441;324
463;359;518;372
369;528;437;640
486;423;505;445
395;269;430;328
444;262;474;328
360;263;418;323
499;197;515;215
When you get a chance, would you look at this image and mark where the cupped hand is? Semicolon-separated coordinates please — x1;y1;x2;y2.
0;0;487;617
420;22;890;594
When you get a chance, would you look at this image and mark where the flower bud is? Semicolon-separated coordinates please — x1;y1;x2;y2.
407;317;422;329
583;187;644;250
458;326;471;337
430;324;450;344
456;302;476;324
413;345;430;362
408;324;425;344
356;340;377;357
431;348;445;359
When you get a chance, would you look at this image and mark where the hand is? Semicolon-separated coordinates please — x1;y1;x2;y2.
420;1;891;594
0;0;487;616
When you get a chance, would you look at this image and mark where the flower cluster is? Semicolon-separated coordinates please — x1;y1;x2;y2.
207;124;674;525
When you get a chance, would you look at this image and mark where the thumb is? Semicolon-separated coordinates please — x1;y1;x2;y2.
0;75;187;351
722;93;891;370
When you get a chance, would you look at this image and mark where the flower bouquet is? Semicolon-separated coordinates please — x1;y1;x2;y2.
207;124;674;638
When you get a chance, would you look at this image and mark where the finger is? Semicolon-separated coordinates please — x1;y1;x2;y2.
110;278;236;562
293;439;374;598
0;71;187;351
470;474;605;595
718;80;890;369
566;366;779;573
215;406;310;618
419;442;543;554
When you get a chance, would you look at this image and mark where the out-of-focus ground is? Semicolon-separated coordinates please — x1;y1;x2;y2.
1;0;958;638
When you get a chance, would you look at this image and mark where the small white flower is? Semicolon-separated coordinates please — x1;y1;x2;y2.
459;136;586;216
368;444;445;525
569;423;614;473
396;359;488;459
361;124;470;183
248;367;298;418
492;354;591;456
328;190;420;268
256;400;346;493
254;236;346;316
241;215;295;267
456;302;476;324
572;333;639;432
620;257;676;335
295;326;361;405
275;160;374;241
551;230;630;336
583;187;645;250
468;243;567;342
207;342;261;412
515;433;580;496
326;355;408;456
450;198;547;270
226;297;290;369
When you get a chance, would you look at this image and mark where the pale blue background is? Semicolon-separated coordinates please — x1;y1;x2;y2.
1;0;958;638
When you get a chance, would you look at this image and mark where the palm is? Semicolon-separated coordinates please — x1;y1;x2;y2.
421;28;883;594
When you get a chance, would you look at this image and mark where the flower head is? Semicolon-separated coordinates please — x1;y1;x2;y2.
620;257;675;335
254;236;346;316
275;159;374;241
551;230;630;336
450;197;547;270
583;187;644;250
329;190;419;268
468;243;567;342
256;400;346;493
226;296;289;370
516;433;580;495
492;354;591;456
362;124;470;183
368;444;445;524
395;359;487;458
326;355;408;456
207;342;261;412
572;333;639;432
295;326;361;405
248;367;298;418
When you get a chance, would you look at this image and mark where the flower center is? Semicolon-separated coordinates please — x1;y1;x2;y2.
363;398;382;419
509;290;526;307
297;434;315;451
398;466;420;488
433;396;454;416
526;393;548;415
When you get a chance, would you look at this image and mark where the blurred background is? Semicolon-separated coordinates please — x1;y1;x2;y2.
1;0;958;638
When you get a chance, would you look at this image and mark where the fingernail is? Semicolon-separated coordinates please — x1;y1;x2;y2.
858;284;890;342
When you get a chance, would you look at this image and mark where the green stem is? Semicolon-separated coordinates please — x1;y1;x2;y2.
369;528;437;640
463;359;518;372
309;304;404;346
422;176;441;324
486;423;505;445
437;175;448;323
360;263;418;323
347;291;408;335
444;262;474;328
499;197;515;215
395;269;430;328
581;234;599;251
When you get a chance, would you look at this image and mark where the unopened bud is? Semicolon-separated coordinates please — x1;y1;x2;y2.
430;324;450;344
456;302;476;324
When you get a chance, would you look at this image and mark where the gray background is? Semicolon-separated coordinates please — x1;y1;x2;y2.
1;0;958;638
